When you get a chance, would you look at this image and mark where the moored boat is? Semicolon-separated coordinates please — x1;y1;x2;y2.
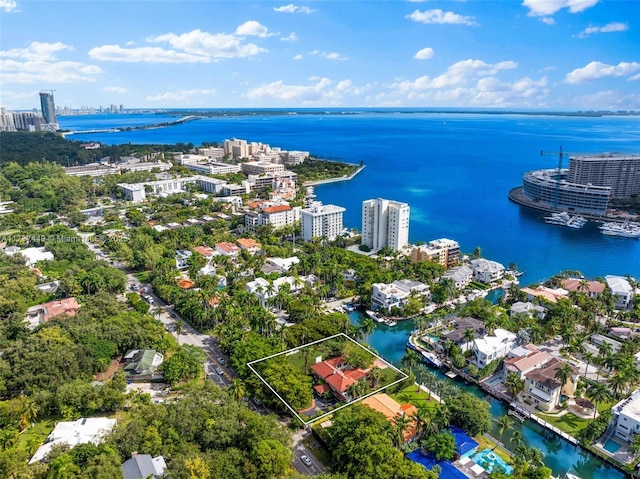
599;220;640;238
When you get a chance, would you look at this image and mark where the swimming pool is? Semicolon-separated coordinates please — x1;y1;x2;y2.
603;438;623;454
472;448;514;475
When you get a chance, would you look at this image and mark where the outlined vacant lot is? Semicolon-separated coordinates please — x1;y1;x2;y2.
247;333;408;425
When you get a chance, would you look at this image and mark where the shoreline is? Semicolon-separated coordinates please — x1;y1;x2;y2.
303;164;366;186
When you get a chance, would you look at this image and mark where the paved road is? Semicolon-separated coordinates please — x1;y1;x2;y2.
291;429;328;475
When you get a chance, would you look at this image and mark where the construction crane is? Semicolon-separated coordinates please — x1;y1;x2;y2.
540;146;568;209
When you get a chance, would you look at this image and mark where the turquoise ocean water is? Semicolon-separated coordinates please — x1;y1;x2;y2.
60;111;638;478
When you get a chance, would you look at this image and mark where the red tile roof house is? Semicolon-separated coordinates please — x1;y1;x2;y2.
236;238;262;255
25;297;80;328
310;356;370;402
215;242;241;257
192;245;216;258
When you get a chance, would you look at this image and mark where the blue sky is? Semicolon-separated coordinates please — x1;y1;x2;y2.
1;0;638;110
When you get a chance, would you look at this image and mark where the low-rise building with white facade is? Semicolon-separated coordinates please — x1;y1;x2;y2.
371;279;430;313
605;275;636;310
509;301;547;320
469;258;505;284
5;246;54;266
184;161;241;175
411;238;460;268
175;250;192;269
301;202;346;241
265;256;300;273
503;345;552;380
441;265;473;289
612;389;640;443
241;161;285;175
472;328;517;368
246;277;274;307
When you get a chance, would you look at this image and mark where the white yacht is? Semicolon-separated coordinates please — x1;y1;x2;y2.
600;220;640;238
544;212;588;228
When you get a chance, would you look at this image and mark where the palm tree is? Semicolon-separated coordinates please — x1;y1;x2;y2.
505;372;525;399
401;349;421;377
463;328;475;348
393;414;412;447
412;406;437;439
19;396;38;432
554;363;575;395
368;367;382;388
174;320;183;344
495;415;513;450
582;351;595;378
510;430;525;451
49;454;80;479
358;317;376;344
585;382;612;420
230;379;246;401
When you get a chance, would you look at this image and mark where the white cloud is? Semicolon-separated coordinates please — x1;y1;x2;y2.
0;41;101;84
0;0;17;12
310;50;347;61
414;47;435;60
576;22;628;38
571;90;640;109
392;59;518;91
406;9;478;26
245;77;368;105
91;28;268;63
235;21;274;38
103;86;127;93
273;4;316;14
293;54;303;60
522;0;599;17
89;45;209;63
146;89;216;102
565;61;640;84
541;17;555;25
281;32;298;42
149;29;266;59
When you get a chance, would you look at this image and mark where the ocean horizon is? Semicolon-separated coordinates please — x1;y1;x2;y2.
59;110;640;284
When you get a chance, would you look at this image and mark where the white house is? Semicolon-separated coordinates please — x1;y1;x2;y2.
612;389;640;443
469;258;505;284
371;279;429;313
510;301;547;320
266;256;300;273
175;250;192;270
5;246;54;266
246;277;273;307
30;417;117;463
522;358;577;412
472;328;517;368
605;275;636;310
441;265;473;289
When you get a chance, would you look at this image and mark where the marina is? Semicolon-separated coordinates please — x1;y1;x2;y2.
544;212;588;229
600;221;640;238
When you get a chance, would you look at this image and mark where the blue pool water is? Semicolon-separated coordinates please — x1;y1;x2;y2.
473;448;514;475
603;439;623;454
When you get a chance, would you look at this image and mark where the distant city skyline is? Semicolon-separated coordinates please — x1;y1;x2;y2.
1;0;638;110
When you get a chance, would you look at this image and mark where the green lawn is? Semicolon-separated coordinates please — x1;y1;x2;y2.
475;435;512;464
134;271;151;283
390;384;438;410
538;401;613;437
16;416;60;456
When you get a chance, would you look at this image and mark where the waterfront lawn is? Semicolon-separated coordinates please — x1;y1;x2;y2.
539;401;614;437
475;435;511;464
390;384;438;410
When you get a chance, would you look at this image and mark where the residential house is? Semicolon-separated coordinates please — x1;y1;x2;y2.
521;358;578;412
520;285;568;303
605;275;636;310
192;245;216;259
612;389;640;443
371;279;429;313
469;258;505;284
472;328;517;368
122;349;164;381
265;256;300;274
441;265;473;289
215;242;241;257
561;278;605;298
25;297;80;328
310;356;369;402
30;417;117;463
441;316;486;352
5;246;54;266
175;250;192;269
122;454;167;479
510;301;547;320
246;277;274;307
362;393;418;442
342;269;357;288
237;238;262;255
503;345;552;380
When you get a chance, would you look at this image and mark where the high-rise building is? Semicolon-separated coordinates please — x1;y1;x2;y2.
361;198;410;252
39;91;57;125
301;202;346;241
568;154;640;199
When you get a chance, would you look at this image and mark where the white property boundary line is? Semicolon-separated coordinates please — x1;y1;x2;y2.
247;332;409;426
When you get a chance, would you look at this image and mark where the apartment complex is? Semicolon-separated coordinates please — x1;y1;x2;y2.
301;202;346;241
245;204;301;230
568;154;640;199
361;198;410;252
411;238;460;267
39;91;58;125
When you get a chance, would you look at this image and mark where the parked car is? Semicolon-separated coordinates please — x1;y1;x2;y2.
300;455;312;467
217;357;226;365
215;367;224;375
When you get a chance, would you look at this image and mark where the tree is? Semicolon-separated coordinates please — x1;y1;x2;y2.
495;415;512;450
585;382;612;420
253;439;291;479
505;372;525;399
401;349;421;377
163;345;206;386
448;393;491;436
423;430;456;461
554;363;575;394
359;317;376;344
230;379;246;401
49;453;80;479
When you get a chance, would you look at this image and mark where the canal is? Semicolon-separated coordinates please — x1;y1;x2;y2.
348;311;628;478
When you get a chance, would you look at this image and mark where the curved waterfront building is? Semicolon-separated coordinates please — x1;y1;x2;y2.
520;168;611;215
